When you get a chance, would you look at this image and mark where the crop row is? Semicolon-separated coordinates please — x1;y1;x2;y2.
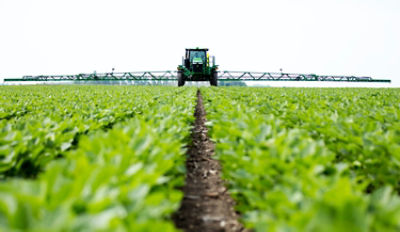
202;87;400;231
0;86;183;178
0;86;196;231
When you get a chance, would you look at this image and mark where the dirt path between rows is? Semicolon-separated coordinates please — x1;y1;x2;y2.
173;90;245;232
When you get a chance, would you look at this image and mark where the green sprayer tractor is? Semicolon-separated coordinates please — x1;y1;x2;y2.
3;47;391;84
177;48;218;86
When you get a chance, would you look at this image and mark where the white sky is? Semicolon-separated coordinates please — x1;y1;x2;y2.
0;0;399;86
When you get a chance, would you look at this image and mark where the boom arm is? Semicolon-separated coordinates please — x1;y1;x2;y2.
3;70;391;82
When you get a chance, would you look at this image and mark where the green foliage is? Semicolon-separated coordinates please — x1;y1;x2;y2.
202;87;400;232
0;86;185;177
2;85;400;231
0;86;196;231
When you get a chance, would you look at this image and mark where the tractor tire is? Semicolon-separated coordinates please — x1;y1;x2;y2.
178;71;185;87
210;71;218;86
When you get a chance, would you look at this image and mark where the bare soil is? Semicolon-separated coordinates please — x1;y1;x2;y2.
173;90;245;232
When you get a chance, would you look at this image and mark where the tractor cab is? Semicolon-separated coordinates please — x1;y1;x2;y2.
184;48;208;71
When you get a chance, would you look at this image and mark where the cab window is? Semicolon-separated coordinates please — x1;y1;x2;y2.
189;51;206;63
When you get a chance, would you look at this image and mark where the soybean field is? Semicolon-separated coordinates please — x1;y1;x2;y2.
0;86;399;232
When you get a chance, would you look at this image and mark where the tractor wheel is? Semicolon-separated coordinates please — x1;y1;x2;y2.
178;71;185;87
210;71;218;86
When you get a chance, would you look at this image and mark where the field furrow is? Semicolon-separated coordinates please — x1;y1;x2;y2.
173;90;244;232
